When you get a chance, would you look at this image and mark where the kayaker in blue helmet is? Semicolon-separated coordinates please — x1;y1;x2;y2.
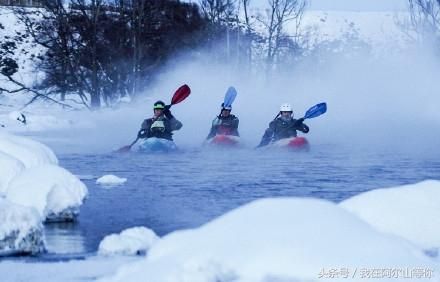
206;103;240;140
257;103;309;147
138;100;182;141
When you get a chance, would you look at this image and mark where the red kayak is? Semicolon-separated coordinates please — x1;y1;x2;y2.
207;135;240;147
271;137;310;151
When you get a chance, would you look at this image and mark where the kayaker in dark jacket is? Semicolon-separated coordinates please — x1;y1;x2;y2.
138;100;182;141
258;103;309;147
206;103;240;140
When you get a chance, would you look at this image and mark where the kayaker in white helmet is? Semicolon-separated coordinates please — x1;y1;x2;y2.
257;103;309;147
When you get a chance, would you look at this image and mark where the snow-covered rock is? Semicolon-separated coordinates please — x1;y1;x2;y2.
0;198;45;256
5;164;88;222
0;151;25;195
0;132;58;168
98;227;159;256
96;175;127;185
101;198;435;282
340;180;440;250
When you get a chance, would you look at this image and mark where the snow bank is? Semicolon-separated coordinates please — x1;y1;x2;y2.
0;132;87;223
96;175;127;185
0;132;58;168
0;198;45;256
340;180;440;250
102;198;435;282
5;164;88;222
98;227;159;256
0;151;25;195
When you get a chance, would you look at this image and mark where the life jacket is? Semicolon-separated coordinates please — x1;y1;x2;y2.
273;118;298;139
214;115;237;135
150;119;166;133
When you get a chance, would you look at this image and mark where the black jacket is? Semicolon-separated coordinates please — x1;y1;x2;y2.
258;117;309;147
206;114;239;139
139;115;182;141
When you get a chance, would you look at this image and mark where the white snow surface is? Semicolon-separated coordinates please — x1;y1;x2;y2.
0;132;58;168
101;197;436;282
0;132;87;222
5;164;88;222
0;198;45;256
98;227;159;256
96;175;127;185
0;256;140;282
340;180;440;250
0;151;25;195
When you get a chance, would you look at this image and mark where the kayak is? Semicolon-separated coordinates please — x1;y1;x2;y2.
206;135;240;148
136;137;178;153
269;137;310;151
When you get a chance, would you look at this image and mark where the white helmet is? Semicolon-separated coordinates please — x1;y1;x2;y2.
280;103;292;112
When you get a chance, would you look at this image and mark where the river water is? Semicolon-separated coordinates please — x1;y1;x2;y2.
34;142;439;259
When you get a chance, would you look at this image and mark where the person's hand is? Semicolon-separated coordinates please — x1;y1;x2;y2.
163;105;172;118
137;129;147;138
296;118;305;124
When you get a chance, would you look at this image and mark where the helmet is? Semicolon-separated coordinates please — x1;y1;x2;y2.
280;103;292;112
153;100;165;110
221;103;232;111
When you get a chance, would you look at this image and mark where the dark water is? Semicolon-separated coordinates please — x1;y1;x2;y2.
36;143;440;258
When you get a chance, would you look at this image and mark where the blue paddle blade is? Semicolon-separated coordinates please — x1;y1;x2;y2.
223;86;237;107
304;102;327;119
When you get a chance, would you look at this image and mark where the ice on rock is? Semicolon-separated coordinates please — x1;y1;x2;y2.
0;198;46;256
98;227;159;256
96;175;127;185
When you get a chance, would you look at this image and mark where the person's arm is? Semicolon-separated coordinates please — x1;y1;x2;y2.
163;107;182;131
169;117;182;131
257;121;275;147
232;117;240;136
138;119;150;138
206;117;220;139
295;118;309;133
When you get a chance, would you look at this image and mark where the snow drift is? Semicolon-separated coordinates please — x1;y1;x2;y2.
340;180;440;251
101;197;436;282
5;164;88;222
0;132;58;168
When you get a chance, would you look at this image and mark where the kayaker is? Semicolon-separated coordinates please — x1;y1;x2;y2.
257;103;309;147
138;100;182;141
206;103;240;140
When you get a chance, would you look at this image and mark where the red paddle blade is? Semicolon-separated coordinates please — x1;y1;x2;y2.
171;84;191;105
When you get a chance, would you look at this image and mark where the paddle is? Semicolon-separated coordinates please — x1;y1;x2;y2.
303;102;327;120
218;86;237;118
223;86;237;108
117;84;191;153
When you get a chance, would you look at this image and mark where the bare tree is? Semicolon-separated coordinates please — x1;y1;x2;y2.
200;0;235;24
257;0;307;74
408;0;440;39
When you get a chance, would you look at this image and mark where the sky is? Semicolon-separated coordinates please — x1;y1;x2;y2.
309;0;408;11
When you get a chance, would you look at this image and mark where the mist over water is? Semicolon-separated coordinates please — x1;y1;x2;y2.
43;42;440;158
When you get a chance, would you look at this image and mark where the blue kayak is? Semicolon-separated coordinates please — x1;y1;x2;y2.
136;137;178;153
